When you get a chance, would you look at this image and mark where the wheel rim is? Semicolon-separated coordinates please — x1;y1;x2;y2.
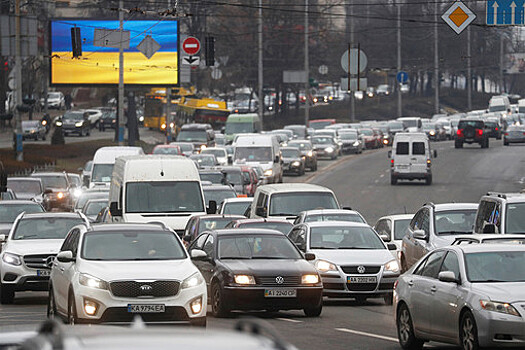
398;308;412;345
212;287;220;313
461;316;475;350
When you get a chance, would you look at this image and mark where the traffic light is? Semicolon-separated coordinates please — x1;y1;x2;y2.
71;27;82;58
205;36;215;66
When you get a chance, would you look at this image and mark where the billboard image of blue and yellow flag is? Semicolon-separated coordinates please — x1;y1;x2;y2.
51;19;178;85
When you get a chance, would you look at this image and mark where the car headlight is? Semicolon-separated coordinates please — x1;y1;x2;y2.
325;147;334;153
429;130;436;136
307;151;313;157
56;121;63;127
79;273;108;290
182;272;204;289
292;161;301;167
75;122;84;127
384;260;400;273
139;116;144;122
301;274;319;284
161;123;166;130
41;120;47;126
56;192;65;199
200;145;207;150
234;275;256;285
480;300;521;317
315;260;337;272
264;169;273;176
73;188;82;198
353;141;359;146
2;253;22;266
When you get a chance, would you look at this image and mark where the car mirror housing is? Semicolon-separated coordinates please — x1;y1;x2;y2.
304;252;316;261
387;150;392;158
387;243;397;251
56;251;74;263
438;271;458;283
190;249;208;260
380;234;390;242
109;202;122;217
413;229;428;241
482;224;496;234
207;200;217;214
0;234;6;242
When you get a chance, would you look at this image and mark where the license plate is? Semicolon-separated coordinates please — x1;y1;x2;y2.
347;276;377;283
127;304;165;313
37;270;50;277
264;288;297;298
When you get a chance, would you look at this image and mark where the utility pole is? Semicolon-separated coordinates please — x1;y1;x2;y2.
467;26;472;111
166;0;172;143
14;0;23;161
397;1;402;117
499;33;504;93
117;0;125;145
258;0;263;128
434;0;439;114
347;1;355;121
304;0;309;126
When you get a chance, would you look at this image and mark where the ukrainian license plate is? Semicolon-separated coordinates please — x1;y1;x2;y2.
37;270;50;277
127;304;165;313
347;276;377;283
264;288;297;298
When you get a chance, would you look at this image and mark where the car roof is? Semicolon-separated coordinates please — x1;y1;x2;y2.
482;192;525;204
86;223;172;233
453;234;525;241
212;228;285;236
7;177;41;182
232;218;292;224
30;172;66;177
377;214;414;221
20;212;83;219
302;209;361;216
455;244;525;254
0;200;41;206
222;197;253;204
258;183;333;193
301;221;371;229
433;203;478;211
203;185;235;191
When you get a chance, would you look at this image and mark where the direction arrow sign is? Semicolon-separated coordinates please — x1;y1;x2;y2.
442;1;476;35
487;0;525;25
183;56;200;66
396;71;408;84
182;37;201;55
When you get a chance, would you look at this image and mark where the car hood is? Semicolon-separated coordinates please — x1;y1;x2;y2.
431;235;459;248
13;192;39;200
311;249;395;265
282;157;301;162
4;239;64;256
470;282;525;303
235;161;273;171
221;259;316;275
313;144;333;149
79;259;197;282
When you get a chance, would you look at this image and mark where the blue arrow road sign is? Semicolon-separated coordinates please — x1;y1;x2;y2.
396;71;408;84
487;0;525;25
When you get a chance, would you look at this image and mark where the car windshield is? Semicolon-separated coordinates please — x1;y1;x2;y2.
91;164;114;183
309;121;332;129
288;142;311;150
22;121;39;128
172;143;193;152
305;213;365;223
153;147;181;155
339;133;357;140
218;235;302;259
48;93;61;99
75;192;108;210
234;147;273;162
33;175;67;189
68;175;81;187
359;129;373;136
466;251;525;282
423;124;436;130
281;149;300;158
285;126;306;138
400;119;417;128
221;202;251;215
126;181;204;213
190;155;216;167
84;201;107;216
269;192;338;216
63;113;83;121
506;203;525;234
508;125;525;132
311;137;333;145
309;226;385;250
7;180;42;195
225;122;253;134
394;219;412;240
13;218;84;240
435;209;477;235
203;188;237;206
82;231;186;261
0;204;44;223
202;149;226;158
199;218;235;234
240;222;292;234
388;122;404;129
458;120;483;129
199;173;224;184
224;172;242;185
176;130;207;142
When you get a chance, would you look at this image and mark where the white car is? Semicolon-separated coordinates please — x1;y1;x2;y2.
82;109;103;128
48;223;207;325
374;213;414;260
0;212;88;304
218;197;253;216
200;147;229;166
41;92;65;110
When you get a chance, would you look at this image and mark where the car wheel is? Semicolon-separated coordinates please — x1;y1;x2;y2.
211;283;230;318
47;287;57;319
86;128;91;137
504;140;509;146
42;134;46;141
304;300;322;317
68;294;77;325
397;303;424;350
391;175;397;185
425;175;432;186
384;293;393;305
460;311;479;350
0;284;15;304
485;139;489;148
454;140;463;149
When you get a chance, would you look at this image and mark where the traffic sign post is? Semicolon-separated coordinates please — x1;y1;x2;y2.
487;0;525;25
442;1;476;34
396;71;408;84
182;37;201;55
340;49;367;75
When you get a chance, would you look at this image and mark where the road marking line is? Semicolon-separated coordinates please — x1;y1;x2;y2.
335;328;398;343
380;174;385;178
276;317;303;323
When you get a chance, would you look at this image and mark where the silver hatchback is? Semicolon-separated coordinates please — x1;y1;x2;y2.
395;244;525;350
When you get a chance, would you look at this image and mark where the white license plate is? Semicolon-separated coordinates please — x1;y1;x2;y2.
264;288;297;298
347;276;377;283
37;270;50;277
127;304;165;313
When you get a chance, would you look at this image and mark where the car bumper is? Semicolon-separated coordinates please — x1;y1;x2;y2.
1;264;50;292
283;163;303;174
43;197;71;210
315;150;336;158
391;170;431;180
474;308;525;347
505;138;525;143
222;286;322;311
62;126;83;133
319;272;398;298
341;144;360;152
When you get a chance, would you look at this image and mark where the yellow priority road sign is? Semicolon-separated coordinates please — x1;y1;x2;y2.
441;1;477;35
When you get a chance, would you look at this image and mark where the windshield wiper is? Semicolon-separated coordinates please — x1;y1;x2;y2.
311;247;336;249
251;256;287;259
438;231;471;235
272;213;296;217
471;279;507;283
337;247;376;250
220;256;250;260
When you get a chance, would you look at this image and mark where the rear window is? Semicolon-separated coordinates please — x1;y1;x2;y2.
458;120;483;129
396;142;409;155
412;142;426;155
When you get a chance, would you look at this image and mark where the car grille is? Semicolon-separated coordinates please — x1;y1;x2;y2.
341;266;381;274
323;283;345;290
109;280;180;298
23;254;56;269
346;283;378;292
257;276;301;286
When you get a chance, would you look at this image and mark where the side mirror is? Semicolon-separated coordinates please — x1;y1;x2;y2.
274;155;280;163
387;243;397;251
433;150;438;158
56;251;74;263
483;223;496;234
109;202;122;217
342;206;352;211
438;271;458;283
183;235;192;243
190;249;208;261
413;229;428;241
304;252;316;261
77;167;83;172
380;234;390;242
207;200;217;214
0;234;6;243
387;150;392;158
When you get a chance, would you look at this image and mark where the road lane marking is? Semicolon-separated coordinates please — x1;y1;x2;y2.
335;328;398;343
380;174;385;178
276;317;303;323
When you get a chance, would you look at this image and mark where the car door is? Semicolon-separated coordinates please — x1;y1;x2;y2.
53;229;79;313
189;234;211;291
200;235;216;290
394;140;410;171
404;211;422;267
410;140;427;174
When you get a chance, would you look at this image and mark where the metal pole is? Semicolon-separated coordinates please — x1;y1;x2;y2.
397;1;402;117
304;0;309;126
500;34;504;93
118;0;125;145
166;87;172;143
434;0;439;114
258;0;263;128
467;26;472;111
350;1;355;122
14;0;23;161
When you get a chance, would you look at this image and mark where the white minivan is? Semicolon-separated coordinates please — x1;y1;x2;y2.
389;133;436;185
90;146;144;189
108;155;210;236
233;134;283;183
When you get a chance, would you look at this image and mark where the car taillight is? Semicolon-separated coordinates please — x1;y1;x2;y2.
457;129;463;137
476;129;483;137
393;280;398;290
505;132;509;136
391;159;394;167
495;127;498;131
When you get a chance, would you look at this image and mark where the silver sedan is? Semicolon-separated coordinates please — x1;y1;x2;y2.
395;244;525;350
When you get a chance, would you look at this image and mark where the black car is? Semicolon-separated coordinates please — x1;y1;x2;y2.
287;140;317;171
30;172;73;211
310;136;338;160
280;147;305;176
455;119;489;148
187;229;323;317
199;170;227;185
59;111;91;137
484;120;502;139
99;110;116;131
202;185;237;213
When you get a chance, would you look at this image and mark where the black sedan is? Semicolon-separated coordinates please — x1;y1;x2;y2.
188;229;323;317
280;147;305;176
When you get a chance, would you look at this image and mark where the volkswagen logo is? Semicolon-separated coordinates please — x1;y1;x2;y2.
140;285;153;293
45;256;55;269
275;276;284;284
357;266;366;274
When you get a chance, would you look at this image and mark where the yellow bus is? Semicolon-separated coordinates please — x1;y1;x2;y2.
143;87;196;131
176;97;230;128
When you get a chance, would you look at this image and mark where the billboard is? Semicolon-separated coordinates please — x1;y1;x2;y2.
504;53;525;74
51;19;178;85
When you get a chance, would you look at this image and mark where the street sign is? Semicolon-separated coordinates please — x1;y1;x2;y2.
487;0;525;25
396;71;408;84
211;68;222;80
182;37;201;55
0;15;38;57
136;35;160;59
341;49;367;74
318;65;328;75
442;1;476;34
283;70;307;83
182;56;200;66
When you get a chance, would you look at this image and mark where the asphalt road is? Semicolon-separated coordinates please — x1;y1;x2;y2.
0;138;524;350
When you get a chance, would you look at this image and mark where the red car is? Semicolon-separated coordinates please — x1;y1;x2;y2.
359;128;379;149
240;166;259;197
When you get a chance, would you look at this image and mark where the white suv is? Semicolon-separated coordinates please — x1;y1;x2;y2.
0;212;88;304
48;223;207;326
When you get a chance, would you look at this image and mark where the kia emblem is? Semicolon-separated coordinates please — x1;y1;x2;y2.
140;285;153;293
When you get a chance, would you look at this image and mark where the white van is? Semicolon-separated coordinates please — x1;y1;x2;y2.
397;117;423;133
489;95;510;113
233;134;283;183
518;99;525;114
389;133;436;185
90;146;144;189
108;155;209;235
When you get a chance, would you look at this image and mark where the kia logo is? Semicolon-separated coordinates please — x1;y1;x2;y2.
140;285;153;293
275;276;284;284
357;266;366;274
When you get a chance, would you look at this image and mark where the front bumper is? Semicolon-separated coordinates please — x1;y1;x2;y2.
320;270;398;298
1;263;50;292
314;149;336;158
474;307;525;348
222;286;322;311
341;143;360;153
43;196;71;210
391;169;431;180
283;162;303;174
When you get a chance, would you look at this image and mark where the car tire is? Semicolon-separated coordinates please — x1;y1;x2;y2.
303;301;322;317
485;138;489;148
504;140;509;146
425;175;432;186
391;175;397;185
68;294;77;325
47;287;57;319
0;284;15;304
454;140;463;148
86;128;91;137
42;134;46;141
460;311;479;350
397;303;424;350
211;283;230;318
384;294;393;305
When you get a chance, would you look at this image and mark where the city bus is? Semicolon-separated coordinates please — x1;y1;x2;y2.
143;87;196;132
176;97;230;128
